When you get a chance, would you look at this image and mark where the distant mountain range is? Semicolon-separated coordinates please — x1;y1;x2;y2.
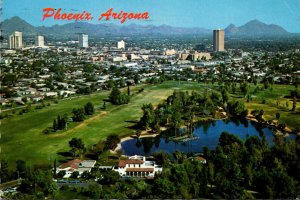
2;16;291;38
224;19;289;36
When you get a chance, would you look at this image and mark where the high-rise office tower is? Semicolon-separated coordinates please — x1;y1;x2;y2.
9;31;23;49
213;29;225;52
117;40;125;49
79;34;88;48
35;35;45;47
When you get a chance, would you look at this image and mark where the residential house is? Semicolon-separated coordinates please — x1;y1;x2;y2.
30;95;45;102
57;159;96;178
0;99;9;106
113;155;162;178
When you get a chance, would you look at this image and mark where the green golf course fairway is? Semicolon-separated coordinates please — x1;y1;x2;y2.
1;81;299;168
0;81;206;167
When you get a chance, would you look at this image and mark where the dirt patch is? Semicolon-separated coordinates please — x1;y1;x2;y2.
110;129;161;154
48;111;109;138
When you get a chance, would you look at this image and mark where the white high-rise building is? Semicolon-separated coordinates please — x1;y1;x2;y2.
35;35;45;47
117;40;125;49
79;34;88;48
9;31;23;49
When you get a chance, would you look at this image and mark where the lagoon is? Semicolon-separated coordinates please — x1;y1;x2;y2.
121;119;296;156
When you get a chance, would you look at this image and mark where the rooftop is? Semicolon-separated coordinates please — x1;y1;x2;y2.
118;159;144;167
59;159;82;169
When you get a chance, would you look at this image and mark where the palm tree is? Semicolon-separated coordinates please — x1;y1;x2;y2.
136;130;142;138
292;96;297;111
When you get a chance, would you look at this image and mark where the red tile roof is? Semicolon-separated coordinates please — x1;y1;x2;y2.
126;159;144;164
195;156;206;162
118;160;127;168
118;159;144;167
59;159;82;169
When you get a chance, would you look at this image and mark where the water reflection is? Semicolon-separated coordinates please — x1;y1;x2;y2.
122;119;296;156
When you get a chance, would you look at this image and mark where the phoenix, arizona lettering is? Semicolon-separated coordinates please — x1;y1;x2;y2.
98;8;149;23
42;8;149;23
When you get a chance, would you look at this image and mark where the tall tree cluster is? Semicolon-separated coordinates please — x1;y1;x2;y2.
53;114;67;131
139;90;247;131
109;87;130;105
72;102;95;122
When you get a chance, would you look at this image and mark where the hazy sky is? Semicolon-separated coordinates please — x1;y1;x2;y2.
3;0;300;32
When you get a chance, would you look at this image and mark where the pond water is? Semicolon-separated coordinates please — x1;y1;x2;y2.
121;119;296;156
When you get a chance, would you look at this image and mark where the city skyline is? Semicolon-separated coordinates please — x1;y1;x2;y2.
3;0;300;32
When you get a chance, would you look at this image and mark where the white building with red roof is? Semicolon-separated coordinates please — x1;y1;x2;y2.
113;155;162;178
57;159;96;178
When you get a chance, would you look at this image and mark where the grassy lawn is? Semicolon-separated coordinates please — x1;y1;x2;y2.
246;102;300;128
0;81;207;168
1;92;110;167
244;84;300;129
